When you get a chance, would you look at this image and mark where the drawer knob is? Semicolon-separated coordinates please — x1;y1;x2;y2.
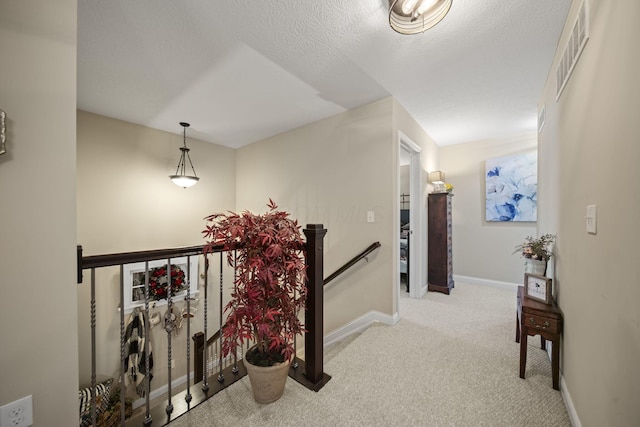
529;317;550;329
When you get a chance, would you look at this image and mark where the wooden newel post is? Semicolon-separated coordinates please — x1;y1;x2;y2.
192;332;204;382
303;224;329;389
77;245;83;284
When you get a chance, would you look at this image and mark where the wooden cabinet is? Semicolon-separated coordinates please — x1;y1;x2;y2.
428;193;454;294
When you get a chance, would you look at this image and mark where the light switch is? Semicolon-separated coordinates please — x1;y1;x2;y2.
585;205;597;234
367;211;375;223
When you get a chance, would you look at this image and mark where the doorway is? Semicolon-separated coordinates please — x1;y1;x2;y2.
397;132;426;302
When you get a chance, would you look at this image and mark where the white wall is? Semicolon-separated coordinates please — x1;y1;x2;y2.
76;111;236;387
439;135;538;284
0;1;79;425
538;0;640;425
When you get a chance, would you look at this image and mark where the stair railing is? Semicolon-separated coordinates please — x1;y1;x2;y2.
77;223;328;427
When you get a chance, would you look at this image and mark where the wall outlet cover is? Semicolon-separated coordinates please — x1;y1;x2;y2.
0;395;33;427
586;204;597;234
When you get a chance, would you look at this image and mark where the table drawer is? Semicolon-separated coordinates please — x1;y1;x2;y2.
524;314;559;334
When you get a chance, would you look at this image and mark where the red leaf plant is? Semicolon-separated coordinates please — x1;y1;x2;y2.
202;199;307;366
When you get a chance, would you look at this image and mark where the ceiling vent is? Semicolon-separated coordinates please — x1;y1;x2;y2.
556;0;589;100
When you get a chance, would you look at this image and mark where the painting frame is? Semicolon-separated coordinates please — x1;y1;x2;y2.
524;273;553;305
485;152;537;222
122;256;198;313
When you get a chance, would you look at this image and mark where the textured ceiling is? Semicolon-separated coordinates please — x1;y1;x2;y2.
77;0;571;148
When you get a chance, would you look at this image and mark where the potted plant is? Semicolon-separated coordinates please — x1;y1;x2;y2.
202;199;307;403
513;233;556;275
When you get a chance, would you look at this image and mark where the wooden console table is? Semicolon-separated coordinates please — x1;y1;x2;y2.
516;286;563;390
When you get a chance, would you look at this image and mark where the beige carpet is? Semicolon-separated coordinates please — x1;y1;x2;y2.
167;282;571;426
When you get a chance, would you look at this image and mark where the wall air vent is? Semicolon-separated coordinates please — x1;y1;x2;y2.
556;0;589;101
538;105;546;133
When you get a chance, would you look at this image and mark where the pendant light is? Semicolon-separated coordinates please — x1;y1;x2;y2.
169;122;199;188
389;0;452;35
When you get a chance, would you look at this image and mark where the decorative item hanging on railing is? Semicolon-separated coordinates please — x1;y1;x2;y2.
147;264;186;300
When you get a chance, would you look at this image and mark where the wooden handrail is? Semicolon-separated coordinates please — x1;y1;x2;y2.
77;240;295;280
323;242;381;286
77;243;229;283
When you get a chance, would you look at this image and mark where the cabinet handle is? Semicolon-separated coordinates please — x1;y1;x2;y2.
529;317;549;329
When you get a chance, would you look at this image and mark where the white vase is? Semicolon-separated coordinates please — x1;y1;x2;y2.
524;258;547;276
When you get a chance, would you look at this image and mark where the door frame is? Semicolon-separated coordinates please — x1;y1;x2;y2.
396;131;427;301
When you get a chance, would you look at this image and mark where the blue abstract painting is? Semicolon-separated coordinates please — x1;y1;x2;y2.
485;152;537;222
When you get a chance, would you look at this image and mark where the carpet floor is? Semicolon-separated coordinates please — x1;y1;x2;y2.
167;282;571;426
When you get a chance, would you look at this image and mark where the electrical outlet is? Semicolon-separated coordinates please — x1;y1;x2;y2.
171;359;175;369
0;395;33;427
367;211;375;223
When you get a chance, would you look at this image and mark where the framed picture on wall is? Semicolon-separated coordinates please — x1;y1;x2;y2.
485;152;537;222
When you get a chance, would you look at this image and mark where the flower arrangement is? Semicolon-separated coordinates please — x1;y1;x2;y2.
513;234;556;261
444;183;454;193
148;264;186;300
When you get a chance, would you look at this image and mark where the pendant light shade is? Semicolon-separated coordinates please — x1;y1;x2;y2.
170;122;199;188
389;0;452;35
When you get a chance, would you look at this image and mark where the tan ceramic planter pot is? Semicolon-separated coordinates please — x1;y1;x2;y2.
244;355;291;404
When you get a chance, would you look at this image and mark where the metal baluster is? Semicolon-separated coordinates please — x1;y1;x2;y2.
89;269;97;427
184;255;193;404
119;266;126;427
165;258;174;415
217;252;225;382
292;278;299;369
232;249;239;374
202;256;209;392
143;262;152;425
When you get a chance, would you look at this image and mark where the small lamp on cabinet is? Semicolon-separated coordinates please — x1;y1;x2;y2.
428;171;445;193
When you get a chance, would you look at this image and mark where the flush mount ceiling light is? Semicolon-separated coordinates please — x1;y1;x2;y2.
389;0;452;35
169;122;199;188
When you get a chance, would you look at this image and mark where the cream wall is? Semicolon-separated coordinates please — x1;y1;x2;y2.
400;165;409;197
0;1;79;425
77;111;236;254
235;98;437;332
440;135;538;283
76;111;236;386
236;98;403;333
538;0;640;425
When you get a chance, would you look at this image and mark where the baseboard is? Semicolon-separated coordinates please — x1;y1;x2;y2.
323;310;399;348
453;274;520;290
561;375;582;427
131;372;192;410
